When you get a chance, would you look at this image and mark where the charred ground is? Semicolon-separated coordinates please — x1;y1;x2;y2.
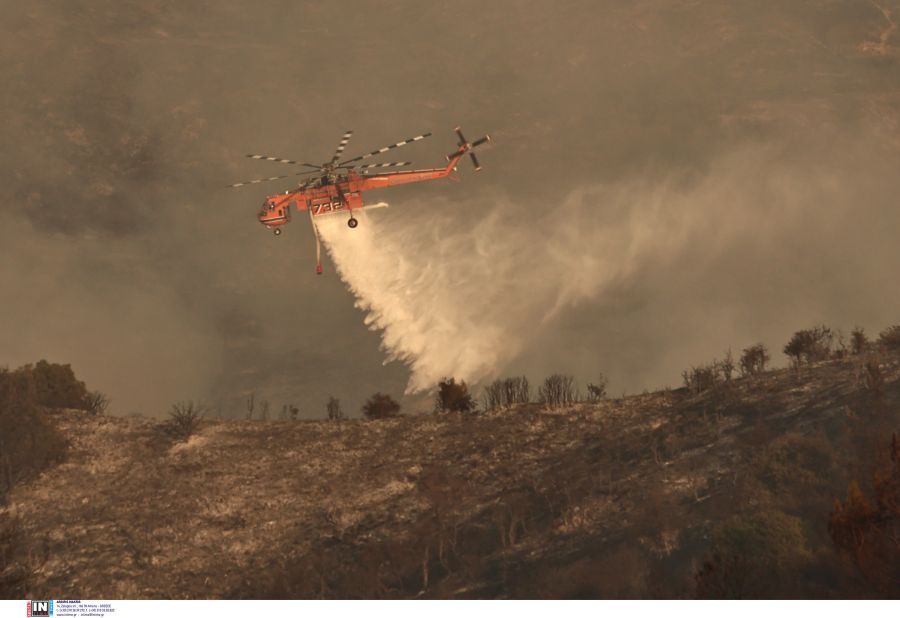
1;347;899;599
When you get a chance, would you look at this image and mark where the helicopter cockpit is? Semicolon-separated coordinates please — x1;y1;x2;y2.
258;199;291;235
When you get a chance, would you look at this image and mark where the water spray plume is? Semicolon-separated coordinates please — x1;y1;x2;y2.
315;186;680;393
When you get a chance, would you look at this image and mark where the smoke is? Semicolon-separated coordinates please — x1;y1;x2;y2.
3;1;899;413
319;135;900;394
0;214;225;416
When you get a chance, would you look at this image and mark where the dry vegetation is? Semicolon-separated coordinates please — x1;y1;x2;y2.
1;327;899;599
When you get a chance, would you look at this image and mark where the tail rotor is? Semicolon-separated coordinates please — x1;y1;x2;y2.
449;126;491;171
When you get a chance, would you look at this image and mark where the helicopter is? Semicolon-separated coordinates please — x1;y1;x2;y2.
227;127;491;274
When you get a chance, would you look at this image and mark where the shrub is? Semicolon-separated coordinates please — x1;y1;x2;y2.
503;376;530;407
434;378;475;414
683;351;743;394
0;511;42;598
326;396;344;421
783;324;833;367
482;376;530;410
586;375;608;402
739;344;769;376
82;391;109;415
280;404;300;421
537;374;578;408
682;363;720;395
246;393;256;420
851;327;869;355
362;392;400;420
165;401;205;441
878;325;900;350
481;383;500;410
865;359;884;400
721;349;735;381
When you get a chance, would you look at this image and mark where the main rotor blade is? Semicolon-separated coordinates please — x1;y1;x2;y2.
351;161;412;169
455;127;467;145
469;152;481;171
471;135;491;148
339;132;431;166
245;154;321;169
330;130;354;165
226;169;318;188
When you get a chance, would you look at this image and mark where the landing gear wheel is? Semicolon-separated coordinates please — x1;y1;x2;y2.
273;228;282;236
347;217;358;229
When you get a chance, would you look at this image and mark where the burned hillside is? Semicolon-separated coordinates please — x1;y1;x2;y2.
2;342;899;599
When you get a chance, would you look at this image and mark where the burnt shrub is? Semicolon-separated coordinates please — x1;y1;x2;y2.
280;404;300;421
586;374;608;402
739;344;769;376
721;349;735;381
878;325;900;350
165;401;205;441
82;391;110;415
683;350;745;394
326;396;344;421
783;324;833;367
434;378;475;414
482;376;530;410
865;358;885;401
362;392;401;420
537;374;578;408
682;363;721;395
851;327;869;355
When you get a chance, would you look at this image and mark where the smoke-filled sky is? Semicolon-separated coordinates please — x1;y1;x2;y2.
2;1;899;417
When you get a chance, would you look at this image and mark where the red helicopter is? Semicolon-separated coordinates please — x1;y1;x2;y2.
228;127;491;274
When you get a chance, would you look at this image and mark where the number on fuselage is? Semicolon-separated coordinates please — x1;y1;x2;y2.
309;197;345;215
308;191;362;216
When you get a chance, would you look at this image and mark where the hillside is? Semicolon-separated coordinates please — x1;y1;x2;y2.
2;352;899;599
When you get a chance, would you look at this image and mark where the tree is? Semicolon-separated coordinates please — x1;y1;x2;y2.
828;434;900;592
0;366;67;496
739;344;769;376
326;396;344;421
434;378;475;414
26;360;89;409
783;324;833;367
362;392;401;420
696;510;811;598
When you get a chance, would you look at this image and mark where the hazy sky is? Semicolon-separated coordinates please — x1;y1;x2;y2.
2;1;899;417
